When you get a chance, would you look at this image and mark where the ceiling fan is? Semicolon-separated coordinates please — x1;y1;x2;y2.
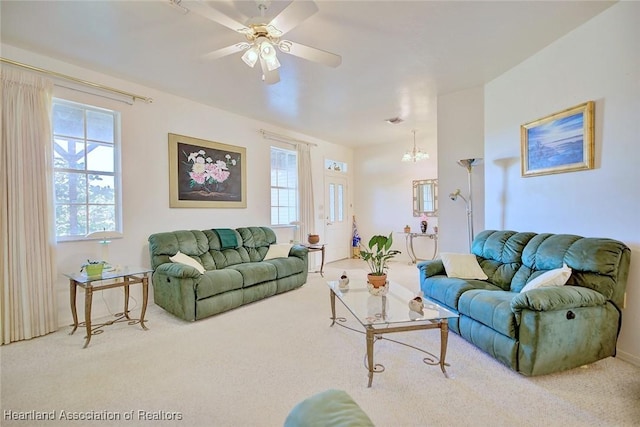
180;0;342;84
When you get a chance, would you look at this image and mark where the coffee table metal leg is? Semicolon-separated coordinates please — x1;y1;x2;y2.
366;327;375;387
440;319;449;376
330;290;336;326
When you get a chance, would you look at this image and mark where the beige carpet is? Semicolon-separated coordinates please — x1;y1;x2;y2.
2;259;639;426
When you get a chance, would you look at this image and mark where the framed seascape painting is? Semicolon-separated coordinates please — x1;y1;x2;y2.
168;133;247;208
521;101;594;177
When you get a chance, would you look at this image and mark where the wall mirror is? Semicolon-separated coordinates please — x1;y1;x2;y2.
413;179;438;217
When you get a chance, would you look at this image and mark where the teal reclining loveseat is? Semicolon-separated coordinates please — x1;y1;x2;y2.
418;230;630;376
148;227;308;321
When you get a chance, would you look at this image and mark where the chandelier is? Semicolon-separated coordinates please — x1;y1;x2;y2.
401;130;430;162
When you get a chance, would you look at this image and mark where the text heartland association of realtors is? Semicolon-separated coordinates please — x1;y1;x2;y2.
3;409;183;421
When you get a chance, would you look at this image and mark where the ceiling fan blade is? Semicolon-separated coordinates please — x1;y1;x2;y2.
269;1;319;36
201;43;248;61
184;0;251;34
260;59;280;85
280;41;342;68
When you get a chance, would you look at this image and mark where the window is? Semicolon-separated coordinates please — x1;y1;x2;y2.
270;147;298;225
52;99;121;241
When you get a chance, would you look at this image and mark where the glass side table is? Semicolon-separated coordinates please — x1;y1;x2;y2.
64;266;152;348
303;243;326;277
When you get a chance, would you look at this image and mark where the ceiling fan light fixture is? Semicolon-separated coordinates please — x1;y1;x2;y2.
241;46;259;68
260;40;277;60
264;55;281;71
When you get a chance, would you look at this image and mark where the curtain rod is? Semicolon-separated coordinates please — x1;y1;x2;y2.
260;129;318;147
0;57;153;104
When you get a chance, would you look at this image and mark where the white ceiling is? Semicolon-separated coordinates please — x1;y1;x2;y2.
0;1;615;148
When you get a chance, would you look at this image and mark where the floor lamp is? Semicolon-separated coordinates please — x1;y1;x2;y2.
449;158;483;251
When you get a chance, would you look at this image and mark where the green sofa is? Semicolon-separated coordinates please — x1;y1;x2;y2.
419;230;631;376
148;227;308;321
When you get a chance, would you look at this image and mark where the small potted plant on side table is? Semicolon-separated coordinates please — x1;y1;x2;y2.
81;259;107;277
359;232;401;289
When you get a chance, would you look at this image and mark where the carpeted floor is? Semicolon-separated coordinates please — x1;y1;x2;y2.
1;259;639;426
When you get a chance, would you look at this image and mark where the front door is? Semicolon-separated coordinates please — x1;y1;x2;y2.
324;174;350;262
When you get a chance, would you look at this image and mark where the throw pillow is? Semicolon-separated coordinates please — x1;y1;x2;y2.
263;243;293;260
521;263;572;293
440;252;488;280
169;251;205;274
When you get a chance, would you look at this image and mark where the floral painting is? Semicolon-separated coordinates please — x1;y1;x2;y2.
521;101;594;177
169;133;246;208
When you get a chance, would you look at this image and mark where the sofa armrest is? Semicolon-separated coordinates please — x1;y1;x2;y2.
417;259;445;278
289;244;309;259
511;285;607;313
155;262;202;279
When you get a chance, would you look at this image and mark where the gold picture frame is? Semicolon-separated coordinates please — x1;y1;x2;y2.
169;133;246;208
521;101;594;177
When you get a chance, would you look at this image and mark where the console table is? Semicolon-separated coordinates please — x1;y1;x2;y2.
65;267;152;348
400;232;438;264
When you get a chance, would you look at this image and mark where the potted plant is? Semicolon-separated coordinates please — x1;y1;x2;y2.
359;232;401;288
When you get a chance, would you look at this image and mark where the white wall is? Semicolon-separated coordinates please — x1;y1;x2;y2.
484;2;640;364
353;136;438;264
2;44;353;326
437;87;485;253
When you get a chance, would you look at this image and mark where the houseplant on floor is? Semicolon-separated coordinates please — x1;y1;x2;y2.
360;232;401;288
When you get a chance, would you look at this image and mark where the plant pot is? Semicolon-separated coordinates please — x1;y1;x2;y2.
308;234;320;244
85;264;104;276
367;273;387;288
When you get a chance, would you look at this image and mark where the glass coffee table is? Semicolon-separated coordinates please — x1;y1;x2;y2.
327;279;458;387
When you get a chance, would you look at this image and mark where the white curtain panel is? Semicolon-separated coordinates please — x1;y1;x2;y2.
1;67;57;344
297;143;315;242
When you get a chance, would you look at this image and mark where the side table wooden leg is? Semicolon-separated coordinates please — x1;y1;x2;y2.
69;280;78;335
139;275;149;330
83;287;93;348
123;276;131;320
320;246;325;277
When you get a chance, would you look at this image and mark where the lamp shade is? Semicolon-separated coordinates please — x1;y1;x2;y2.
241;46;259;68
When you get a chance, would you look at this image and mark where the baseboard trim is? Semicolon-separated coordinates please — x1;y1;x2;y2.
617;349;640;367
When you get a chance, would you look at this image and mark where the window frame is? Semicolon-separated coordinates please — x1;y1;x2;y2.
52;98;122;242
270;146;298;226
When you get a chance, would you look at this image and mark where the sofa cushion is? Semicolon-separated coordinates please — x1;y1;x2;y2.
263;243;293;260
195;269;244;300
458;290;519;339
472;230;537;290
169;251;205;274
148;230;210;269
440;253;488;280
421;275;501;311
227;262;277;287
521;263;571;293
263;257;305;279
